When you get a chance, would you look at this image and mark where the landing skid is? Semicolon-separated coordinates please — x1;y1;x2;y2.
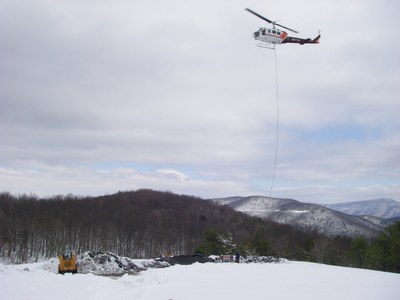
256;42;276;50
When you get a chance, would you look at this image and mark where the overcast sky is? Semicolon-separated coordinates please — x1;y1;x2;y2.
1;0;399;204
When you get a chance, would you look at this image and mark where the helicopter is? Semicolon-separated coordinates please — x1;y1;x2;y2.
245;8;320;47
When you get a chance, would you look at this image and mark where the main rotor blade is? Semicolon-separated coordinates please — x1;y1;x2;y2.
245;8;299;34
274;23;299;34
245;8;273;24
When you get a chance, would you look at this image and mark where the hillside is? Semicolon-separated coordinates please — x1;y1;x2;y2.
325;198;400;219
212;196;382;238
0;190;315;263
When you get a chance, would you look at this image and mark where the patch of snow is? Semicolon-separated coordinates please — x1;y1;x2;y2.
1;260;399;300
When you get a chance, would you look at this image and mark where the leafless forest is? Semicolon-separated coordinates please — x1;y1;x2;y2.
1;189;322;262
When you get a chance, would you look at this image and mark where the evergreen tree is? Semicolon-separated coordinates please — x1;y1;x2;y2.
195;229;236;255
348;237;368;268
367;222;400;272
250;232;271;256
386;222;400;272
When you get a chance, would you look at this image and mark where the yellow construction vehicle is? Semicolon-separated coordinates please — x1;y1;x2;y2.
58;251;78;274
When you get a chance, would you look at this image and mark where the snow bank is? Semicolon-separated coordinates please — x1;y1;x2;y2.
1;260;399;300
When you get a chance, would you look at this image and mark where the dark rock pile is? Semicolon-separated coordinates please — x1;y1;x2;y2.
78;251;170;275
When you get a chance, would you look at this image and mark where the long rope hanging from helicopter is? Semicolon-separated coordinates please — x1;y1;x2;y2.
245;8;320;197
270;46;279;197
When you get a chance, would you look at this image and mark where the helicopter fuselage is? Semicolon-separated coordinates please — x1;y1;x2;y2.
253;27;288;44
253;26;320;46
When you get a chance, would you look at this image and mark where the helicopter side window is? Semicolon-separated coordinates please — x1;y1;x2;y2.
261;29;266;35
277;31;281;35
268;29;271;33
272;30;276;34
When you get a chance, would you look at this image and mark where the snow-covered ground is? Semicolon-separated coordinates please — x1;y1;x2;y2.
1;260;399;300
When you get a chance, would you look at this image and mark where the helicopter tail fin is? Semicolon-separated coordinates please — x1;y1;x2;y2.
312;33;321;44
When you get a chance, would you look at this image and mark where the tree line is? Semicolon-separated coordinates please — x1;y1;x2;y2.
347;223;400;273
0;190;307;261
0;190;398;273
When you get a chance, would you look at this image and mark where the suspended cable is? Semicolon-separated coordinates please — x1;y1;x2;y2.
269;45;279;197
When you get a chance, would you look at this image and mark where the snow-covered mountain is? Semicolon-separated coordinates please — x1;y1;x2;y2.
325;198;400;219
212;196;382;238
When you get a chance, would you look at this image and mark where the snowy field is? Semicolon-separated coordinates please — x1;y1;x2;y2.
1;260;399;300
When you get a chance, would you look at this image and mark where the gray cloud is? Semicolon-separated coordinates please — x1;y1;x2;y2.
1;0;399;203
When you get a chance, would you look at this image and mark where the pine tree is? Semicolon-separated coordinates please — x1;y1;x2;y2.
367;222;400;272
349;237;368;268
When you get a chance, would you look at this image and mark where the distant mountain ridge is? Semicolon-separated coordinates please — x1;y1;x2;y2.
211;196;382;238
325;198;400;219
